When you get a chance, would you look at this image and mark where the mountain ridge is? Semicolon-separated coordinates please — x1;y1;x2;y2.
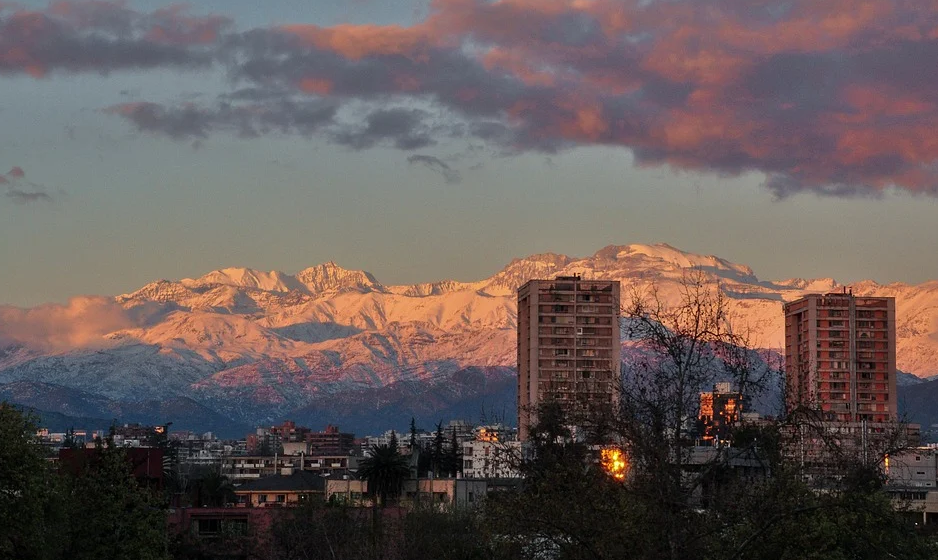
4;242;938;432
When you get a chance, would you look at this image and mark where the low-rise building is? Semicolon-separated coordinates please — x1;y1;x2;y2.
324;478;488;508
234;471;325;507
222;454;357;484
884;447;938;524
462;440;522;479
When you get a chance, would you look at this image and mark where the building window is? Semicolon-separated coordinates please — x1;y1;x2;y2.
198;519;221;536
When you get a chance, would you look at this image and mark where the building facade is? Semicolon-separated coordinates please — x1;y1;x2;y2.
222;454;356;484
462;439;523;479
698;382;742;443
325;478;488;508
517;276;621;440
783;291;897;422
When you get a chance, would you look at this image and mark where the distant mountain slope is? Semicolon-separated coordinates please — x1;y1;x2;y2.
3;243;938;433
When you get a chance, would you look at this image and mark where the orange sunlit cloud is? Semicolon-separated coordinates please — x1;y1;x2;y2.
13;0;938;196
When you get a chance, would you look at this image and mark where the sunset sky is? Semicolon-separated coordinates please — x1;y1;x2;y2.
4;0;938;307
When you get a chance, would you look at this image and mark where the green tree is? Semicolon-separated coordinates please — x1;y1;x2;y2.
389;430;399;454
358;444;410;508
191;465;234;507
401;505;491;560
0;403;68;560
446;426;463;478
62;437;169;560
269;499;377;560
431;422;445;477
409;417;418;451
62;428;81;450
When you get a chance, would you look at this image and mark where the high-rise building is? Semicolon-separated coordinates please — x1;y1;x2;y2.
517;276;620;440
783;291;896;423
699;382;742;443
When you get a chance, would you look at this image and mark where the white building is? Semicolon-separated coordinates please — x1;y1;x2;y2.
462;439;522;479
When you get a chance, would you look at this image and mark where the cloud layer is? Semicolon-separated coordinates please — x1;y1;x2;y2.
2;167;53;204
8;0;938;195
0;297;132;351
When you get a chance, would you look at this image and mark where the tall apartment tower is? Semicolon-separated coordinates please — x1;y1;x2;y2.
783;291;897;423
517;276;621;441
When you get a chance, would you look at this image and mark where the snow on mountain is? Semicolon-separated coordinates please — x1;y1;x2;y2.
6;242;938;429
295;262;381;293
183;267;307;293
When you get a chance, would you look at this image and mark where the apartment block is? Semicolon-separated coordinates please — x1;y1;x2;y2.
517;276;620;440
698;382;742;443
783;291;897;422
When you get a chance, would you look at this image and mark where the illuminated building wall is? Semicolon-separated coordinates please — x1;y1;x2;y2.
699;382;742;442
784;292;897;423
517;276;620;440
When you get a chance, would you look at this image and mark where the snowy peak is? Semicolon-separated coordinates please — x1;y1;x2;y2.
171;263;381;296
182;267;306;293
603;244;756;279
479;244;759;295
295;262;380;294
482;253;574;295
118;280;196;303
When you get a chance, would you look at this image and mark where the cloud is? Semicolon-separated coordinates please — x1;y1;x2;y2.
2;166;55;204
15;0;938;196
333;108;435;150
407;154;461;184
7;188;53;204
0;1;215;77
103;98;337;140
0;296;133;351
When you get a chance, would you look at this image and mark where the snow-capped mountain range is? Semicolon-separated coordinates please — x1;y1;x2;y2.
2;243;938;435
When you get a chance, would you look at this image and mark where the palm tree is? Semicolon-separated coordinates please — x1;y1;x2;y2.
195;466;234;507
358;443;410;507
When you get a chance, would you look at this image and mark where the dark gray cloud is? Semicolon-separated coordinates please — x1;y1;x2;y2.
104;99;338;141
407;154;461;184
2;167;54;204
0;3;218;77
333;108;434;150
7;188;53;204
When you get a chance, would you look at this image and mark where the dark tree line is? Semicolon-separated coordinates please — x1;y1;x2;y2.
0;403;168;560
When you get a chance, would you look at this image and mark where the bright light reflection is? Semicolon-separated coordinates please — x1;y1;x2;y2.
600;447;627;481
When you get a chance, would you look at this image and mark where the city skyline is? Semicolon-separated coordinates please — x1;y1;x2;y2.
5;0;938;307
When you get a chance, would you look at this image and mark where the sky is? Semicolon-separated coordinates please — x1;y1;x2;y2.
3;0;938;307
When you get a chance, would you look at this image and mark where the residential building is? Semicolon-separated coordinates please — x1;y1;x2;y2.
517;276;621;440
307;424;355;456
247;421;356;457
168;507;272;542
698;382;742;443
222;454;357;484
324;478;488;508
247;420;307;454
783;290;897;422
462;439;522;479
885;447;938;525
234;471;325;507
58;447;164;490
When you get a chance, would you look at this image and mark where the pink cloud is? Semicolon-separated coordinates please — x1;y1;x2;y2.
0;296;134;351
52;0;938;196
0;1;215;77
